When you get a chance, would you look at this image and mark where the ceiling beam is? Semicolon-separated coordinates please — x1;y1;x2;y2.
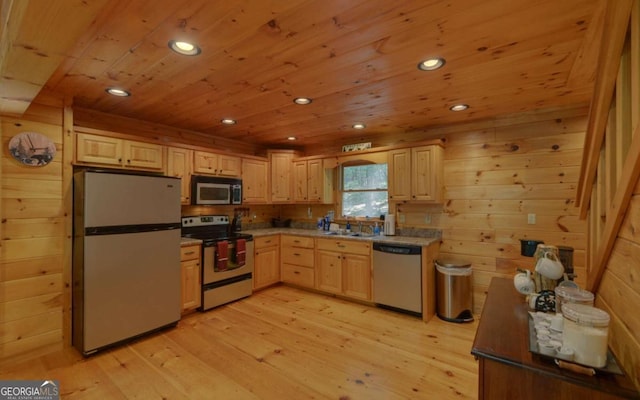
0;0;107;116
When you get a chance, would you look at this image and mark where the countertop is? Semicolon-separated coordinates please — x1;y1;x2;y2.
180;237;203;246
239;227;440;247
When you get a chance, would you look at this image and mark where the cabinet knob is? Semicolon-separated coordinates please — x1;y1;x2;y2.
294;271;300;275
293;253;301;256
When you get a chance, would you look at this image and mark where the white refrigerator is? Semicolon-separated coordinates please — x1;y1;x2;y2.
73;170;181;355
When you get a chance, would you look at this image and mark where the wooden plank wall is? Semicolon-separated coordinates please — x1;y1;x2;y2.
0;104;65;364
596;179;640;389
397;115;588;314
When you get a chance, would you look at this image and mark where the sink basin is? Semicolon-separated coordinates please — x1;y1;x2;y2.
348;232;374;237
322;231;374;237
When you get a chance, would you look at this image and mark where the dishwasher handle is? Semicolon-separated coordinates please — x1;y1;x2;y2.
373;242;421;255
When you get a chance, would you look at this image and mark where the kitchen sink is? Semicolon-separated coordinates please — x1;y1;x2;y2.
323;231;373;237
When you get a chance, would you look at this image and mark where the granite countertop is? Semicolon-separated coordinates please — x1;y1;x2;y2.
180;237;203;246
240;227;440;247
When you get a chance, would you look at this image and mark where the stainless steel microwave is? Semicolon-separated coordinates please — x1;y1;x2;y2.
191;175;242;205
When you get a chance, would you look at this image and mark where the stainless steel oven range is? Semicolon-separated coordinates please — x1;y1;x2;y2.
181;215;254;310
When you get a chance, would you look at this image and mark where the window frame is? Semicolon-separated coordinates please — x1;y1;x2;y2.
339;162;389;218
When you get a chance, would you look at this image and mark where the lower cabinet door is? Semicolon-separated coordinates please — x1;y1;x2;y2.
316;250;342;294
254;245;280;290
181;258;201;311
343;254;371;301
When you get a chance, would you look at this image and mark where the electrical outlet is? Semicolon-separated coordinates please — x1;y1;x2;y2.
424;214;432;224
527;213;536;224
399;214;406;223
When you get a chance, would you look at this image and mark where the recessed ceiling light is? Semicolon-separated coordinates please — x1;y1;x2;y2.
105;88;130;97
449;104;469;112
293;97;312;105
168;40;201;56
352;123;366;129
287;136;297;141
221;118;237;125
418;57;446;71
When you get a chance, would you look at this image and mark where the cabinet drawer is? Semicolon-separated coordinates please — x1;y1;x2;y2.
282;263;314;288
180;245;200;261
255;235;280;249
316;238;371;255
281;247;314;267
281;235;314;248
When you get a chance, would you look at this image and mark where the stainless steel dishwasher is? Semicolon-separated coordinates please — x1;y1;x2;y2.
373;242;422;315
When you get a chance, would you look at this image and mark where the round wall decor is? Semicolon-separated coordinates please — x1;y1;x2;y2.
8;131;56;166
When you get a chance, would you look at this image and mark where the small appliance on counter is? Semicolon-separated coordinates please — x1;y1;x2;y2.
384;214;396;236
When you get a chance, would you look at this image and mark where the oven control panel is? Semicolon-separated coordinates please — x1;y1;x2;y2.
181;215;229;227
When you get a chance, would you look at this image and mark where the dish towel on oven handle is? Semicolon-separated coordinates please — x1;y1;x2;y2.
217;240;228;271
236;239;246;267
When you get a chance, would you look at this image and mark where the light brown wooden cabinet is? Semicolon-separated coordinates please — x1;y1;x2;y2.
180;244;201;312
254;235;280;290
281;235;315;288
388;145;443;203
193;151;241;177
242;157;269;203
75;132;164;171
315;238;371;301
269;151;295;203
388;148;412;201
167;147;193;205
292;158;333;203
293;160;309;202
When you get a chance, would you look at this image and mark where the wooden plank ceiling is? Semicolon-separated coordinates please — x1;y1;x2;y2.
1;0;603;149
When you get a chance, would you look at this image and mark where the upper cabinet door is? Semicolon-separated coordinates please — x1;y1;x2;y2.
167;147;193;205
242;158;268;203
76;133;123;167
411;145;443;202
388;148;411;201
217;154;241;177
307;159;323;202
193;151;217;174
123;140;164;170
293;160;308;202
270;152;293;203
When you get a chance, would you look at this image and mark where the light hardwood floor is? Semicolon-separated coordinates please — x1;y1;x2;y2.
0;285;480;399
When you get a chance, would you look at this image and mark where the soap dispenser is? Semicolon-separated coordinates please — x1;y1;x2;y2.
373;222;380;236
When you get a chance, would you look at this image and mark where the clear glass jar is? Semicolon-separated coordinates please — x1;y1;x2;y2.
562;303;610;368
554;286;594;315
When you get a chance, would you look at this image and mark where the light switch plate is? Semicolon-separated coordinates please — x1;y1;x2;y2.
527;213;536;224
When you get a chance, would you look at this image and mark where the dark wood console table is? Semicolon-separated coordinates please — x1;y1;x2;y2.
471;278;639;399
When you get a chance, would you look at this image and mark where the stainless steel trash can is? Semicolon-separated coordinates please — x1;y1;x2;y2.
435;258;474;323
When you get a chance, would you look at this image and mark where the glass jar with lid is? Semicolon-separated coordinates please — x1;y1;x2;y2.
554;286;594;315
562;303;610;368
